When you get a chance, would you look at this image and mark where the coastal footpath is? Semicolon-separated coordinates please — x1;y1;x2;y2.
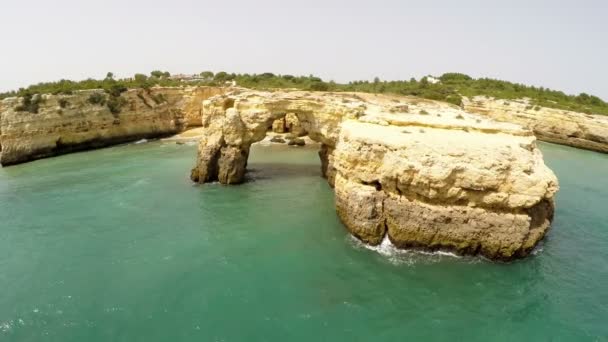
463;96;608;153
191;90;559;260
0;86;225;165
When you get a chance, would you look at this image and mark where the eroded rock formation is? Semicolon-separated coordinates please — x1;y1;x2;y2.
0;86;226;165
191;90;559;260
271;113;307;136
463;96;608;153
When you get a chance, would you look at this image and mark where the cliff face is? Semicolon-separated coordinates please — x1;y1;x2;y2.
180;87;228;126
463;96;608;153
0;86;226;165
191;90;559;260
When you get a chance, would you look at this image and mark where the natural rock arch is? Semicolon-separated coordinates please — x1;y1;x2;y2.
190;89;559;261
190;92;353;184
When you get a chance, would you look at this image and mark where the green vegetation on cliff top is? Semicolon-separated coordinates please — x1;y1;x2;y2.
2;71;607;115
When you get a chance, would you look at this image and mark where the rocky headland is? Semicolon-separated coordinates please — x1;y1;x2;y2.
190;90;559;260
463;96;608;153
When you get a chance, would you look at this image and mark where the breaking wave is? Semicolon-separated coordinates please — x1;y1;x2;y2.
349;235;475;266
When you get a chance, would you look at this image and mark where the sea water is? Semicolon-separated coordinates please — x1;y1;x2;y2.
0;141;606;341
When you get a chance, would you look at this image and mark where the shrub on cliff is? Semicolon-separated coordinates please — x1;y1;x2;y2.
88;93;106;105
133;74;152;89
151;93;167;105
309;81;329;91
104;84;128;97
14;93;43;113
106;96;127;115
445;95;463;106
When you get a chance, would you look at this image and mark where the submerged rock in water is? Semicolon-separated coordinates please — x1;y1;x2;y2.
190;89;559;261
287;138;306;146
270;136;286;144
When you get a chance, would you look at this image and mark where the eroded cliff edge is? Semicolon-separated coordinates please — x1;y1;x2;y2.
463;96;608;153
0;86;226;165
191;90;559;260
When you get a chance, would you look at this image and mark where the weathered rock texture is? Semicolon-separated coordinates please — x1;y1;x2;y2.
180;87;228;126
191;90;559;260
463;96;608;153
271;113;307;136
0;86;226;165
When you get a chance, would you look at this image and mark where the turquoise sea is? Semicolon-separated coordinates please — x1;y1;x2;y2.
0;140;607;341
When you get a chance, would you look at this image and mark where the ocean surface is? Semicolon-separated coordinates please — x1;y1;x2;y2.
0;140;606;341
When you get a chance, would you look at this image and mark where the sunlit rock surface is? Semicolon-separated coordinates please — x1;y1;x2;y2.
463;96;608;153
0;86;226;165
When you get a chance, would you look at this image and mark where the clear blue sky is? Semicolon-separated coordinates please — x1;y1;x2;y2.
1;0;607;99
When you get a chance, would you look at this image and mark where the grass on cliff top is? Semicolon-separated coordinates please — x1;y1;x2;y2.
2;71;607;116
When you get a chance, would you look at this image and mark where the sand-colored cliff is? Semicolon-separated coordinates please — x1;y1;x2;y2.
191;90;558;260
0;86;226;165
463;96;608;153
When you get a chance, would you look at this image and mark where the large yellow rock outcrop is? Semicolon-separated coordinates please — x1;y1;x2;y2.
191;90;559;260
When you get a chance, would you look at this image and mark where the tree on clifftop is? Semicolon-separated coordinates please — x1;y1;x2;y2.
150;70;170;78
200;71;214;80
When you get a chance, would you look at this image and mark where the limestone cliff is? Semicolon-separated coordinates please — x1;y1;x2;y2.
191;90;559;260
0;86;226;165
463;96;608;153
181;87;228;126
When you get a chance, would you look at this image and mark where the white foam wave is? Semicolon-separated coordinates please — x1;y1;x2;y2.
134;139;148;144
350;235;465;265
531;240;545;256
0;320;13;332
